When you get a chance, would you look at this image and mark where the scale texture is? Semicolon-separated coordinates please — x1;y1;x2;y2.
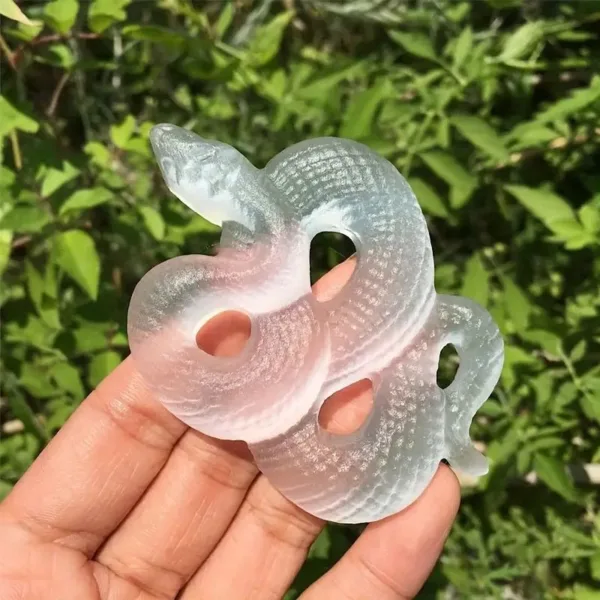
127;124;504;524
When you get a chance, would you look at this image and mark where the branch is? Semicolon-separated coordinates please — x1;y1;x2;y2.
46;71;71;117
30;32;101;47
11;235;32;249
0;33;17;71
12;32;101;65
495;127;600;170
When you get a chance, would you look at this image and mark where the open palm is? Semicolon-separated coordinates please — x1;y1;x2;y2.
0;259;460;600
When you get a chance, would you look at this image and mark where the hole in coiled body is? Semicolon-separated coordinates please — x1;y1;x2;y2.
318;378;374;435
195;310;252;357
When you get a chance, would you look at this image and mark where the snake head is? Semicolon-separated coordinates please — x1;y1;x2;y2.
150;124;242;225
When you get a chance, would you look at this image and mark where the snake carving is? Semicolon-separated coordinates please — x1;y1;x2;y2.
127;124;504;524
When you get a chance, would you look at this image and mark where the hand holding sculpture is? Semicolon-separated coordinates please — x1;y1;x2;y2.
127;125;504;524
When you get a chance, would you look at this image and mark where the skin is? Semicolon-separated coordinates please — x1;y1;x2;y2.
0;258;461;600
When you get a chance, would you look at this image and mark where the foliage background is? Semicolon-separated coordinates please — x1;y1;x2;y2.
1;0;600;598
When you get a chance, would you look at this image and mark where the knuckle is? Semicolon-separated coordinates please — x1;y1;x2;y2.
244;481;323;550
176;431;257;490
99;551;184;600
89;369;183;453
352;551;410;599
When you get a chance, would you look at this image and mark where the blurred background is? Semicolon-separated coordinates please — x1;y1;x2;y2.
1;0;600;597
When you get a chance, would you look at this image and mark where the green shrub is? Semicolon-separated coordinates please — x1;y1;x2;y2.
1;0;599;597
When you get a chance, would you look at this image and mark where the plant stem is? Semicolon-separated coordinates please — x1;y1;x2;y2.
46;71;71;117
404;111;434;177
9;131;22;170
0;33;17;71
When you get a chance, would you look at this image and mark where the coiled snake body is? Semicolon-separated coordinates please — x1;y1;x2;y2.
128;125;504;524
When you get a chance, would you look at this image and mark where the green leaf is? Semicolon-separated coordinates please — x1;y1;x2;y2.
19;363;56;398
461;253;489;307
0;205;51;232
505;185;576;228
442;564;471;590
122;25;189;50
0;481;13;501
502;277;532;330
73;324;111;354
53;230;101;300
580;394;600;424
486;415;527;466
531;372;555;409
548;219;593;249
5;385;49;444
49;362;85;399
579;203;600;234
173;85;193;110
339;79;393;140
524;329;560;355
573;585;600;600
84;141;112;167
308;528;331;559
1;165;16;187
0;96;39;138
452;26;473;70
38;44;76;69
497;21;545;62
533;453;578;502
88;0;130;33
506;123;556;148
59;187;114;216
570;339;586;362
554;380;578;412
45;397;77;431
408;177;449;218
451;115;510;161
214;2;234;38
13;18;44;42
259;69;287;103
40;160;80;197
389;31;438;62
0;229;12;277
139;205;166;241
110;115;136;149
111;331;129;347
478;399;505;417
590;552;600;581
419;151;477;208
535;82;600;124
0;0;33;25
88;350;122;387
297;63;364;100
25;261;61;329
44;0;79;34
247;11;293;66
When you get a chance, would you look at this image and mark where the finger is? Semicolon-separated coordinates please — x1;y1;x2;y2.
93;257;358;598
180;477;324;600
311;254;356;302
318;377;373;434
0;358;188;557
300;465;461;600
178;259;364;599
95;429;258;598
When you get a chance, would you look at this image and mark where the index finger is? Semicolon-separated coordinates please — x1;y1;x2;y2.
0;357;188;556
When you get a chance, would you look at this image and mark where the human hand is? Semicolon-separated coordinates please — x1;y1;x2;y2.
0;258;460;600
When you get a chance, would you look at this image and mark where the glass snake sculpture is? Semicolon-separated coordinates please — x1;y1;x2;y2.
127;124;504;524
